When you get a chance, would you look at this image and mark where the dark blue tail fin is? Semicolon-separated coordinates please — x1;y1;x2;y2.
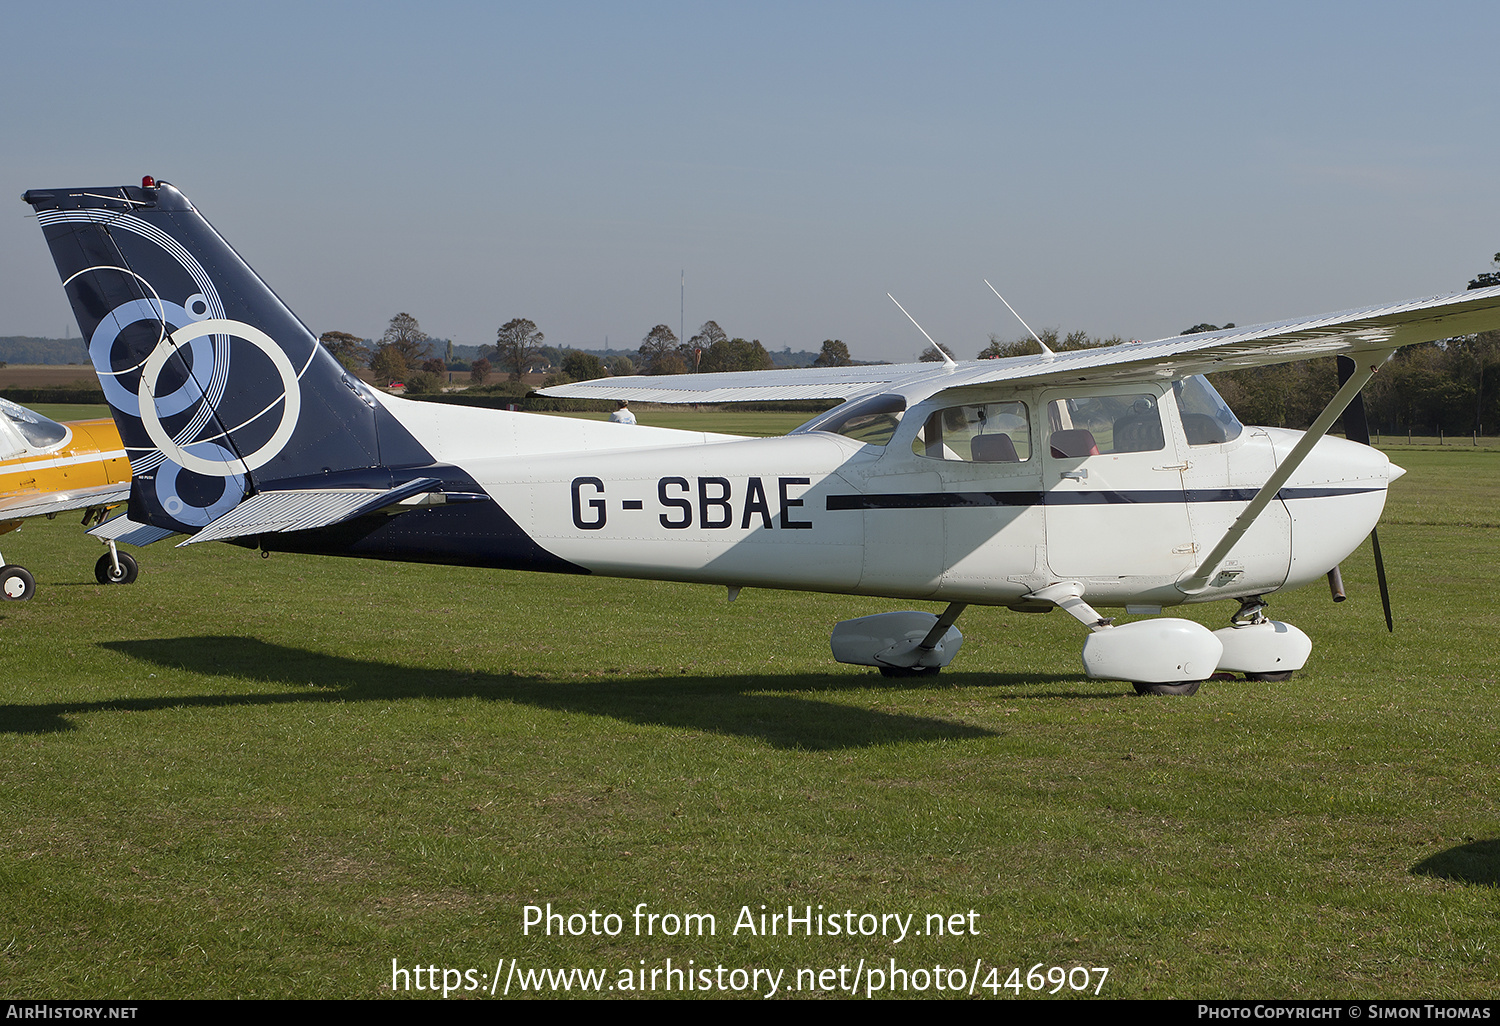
22;179;432;534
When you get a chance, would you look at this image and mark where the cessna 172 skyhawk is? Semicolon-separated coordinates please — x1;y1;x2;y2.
24;178;1500;692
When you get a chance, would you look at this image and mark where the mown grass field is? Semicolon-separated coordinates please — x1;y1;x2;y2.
0;407;1496;999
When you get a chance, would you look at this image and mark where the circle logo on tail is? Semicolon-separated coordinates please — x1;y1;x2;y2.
138;318;303;476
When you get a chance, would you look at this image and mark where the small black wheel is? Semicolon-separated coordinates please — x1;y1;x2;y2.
1132;680;1201;696
878;664;940;678
1245;670;1293;682
95;551;139;585
0;565;35;601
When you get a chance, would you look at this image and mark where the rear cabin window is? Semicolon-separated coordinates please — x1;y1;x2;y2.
912;402;1031;463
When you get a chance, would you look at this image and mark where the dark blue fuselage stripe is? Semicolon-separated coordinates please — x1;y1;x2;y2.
826;486;1381;511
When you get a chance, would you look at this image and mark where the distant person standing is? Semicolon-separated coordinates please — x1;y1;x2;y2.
610;400;636;425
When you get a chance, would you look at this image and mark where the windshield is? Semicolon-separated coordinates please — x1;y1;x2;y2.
1173;375;1244;445
791;393;907;447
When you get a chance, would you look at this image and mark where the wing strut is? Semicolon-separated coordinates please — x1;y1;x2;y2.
1179;347;1397;595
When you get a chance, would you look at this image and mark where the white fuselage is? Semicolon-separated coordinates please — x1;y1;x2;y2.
377;378;1396;609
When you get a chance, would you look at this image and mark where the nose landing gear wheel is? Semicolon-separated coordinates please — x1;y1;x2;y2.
0;565;35;601
878;665;941;678
1132;680;1202;696
95;551;139;585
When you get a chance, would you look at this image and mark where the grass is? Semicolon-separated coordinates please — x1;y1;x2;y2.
0;410;1496;999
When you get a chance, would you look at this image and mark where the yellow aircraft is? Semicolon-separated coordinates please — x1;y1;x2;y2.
0;397;133;600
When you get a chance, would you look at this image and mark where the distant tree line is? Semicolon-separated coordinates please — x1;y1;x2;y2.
1185;251;1500;435
315;250;1499;431
632;321;779;376
318;313;785;394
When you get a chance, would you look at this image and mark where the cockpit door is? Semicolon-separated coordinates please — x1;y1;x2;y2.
1041;386;1195;578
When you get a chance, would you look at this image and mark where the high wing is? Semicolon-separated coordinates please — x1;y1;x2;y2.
540;285;1500;404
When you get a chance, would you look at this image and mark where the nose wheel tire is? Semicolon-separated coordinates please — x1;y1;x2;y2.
95;552;139;585
878;665;941;678
0;565;35;601
1132;680;1202;696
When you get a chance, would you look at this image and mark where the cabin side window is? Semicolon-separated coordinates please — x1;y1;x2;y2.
911;401;1031;463
1046;392;1165;456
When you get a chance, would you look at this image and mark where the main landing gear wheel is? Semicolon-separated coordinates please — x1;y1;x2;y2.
1132;680;1202;697
878;665;941;678
1245;670;1293;683
0;565;35;601
95;551;139;585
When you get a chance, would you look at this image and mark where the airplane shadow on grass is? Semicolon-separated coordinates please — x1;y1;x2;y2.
0;636;1102;745
1411;839;1500;888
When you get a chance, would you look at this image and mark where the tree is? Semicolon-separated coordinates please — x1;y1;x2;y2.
421;357;447;377
638;324;681;374
1181;322;1235;335
319;330;369;373
380;313;432;368
470;357;491;384
919;342;956;362
496;318;545;382
813;339;853;367
698;337;774;373
561;351;606;382
688;320;728;353
606;354;635;377
370;345;408;384
402;370;443;395
1468;252;1500;291
979;328;1120;359
648;351;688;375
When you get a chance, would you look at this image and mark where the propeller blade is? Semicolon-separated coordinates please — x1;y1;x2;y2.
1337;355;1372;445
1337;356;1394;632
1370;527;1394;633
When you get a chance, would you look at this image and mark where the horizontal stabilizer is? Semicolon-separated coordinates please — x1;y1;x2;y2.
0;482;130;522
179;478;443;546
88;514;178;548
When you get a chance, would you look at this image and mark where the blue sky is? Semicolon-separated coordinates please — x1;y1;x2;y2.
2;1;1496;362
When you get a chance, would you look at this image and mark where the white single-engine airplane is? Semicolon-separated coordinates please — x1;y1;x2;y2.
24;178;1500;693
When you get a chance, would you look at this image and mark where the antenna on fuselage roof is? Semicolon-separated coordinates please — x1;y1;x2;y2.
984;279;1054;359
886;293;956;368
